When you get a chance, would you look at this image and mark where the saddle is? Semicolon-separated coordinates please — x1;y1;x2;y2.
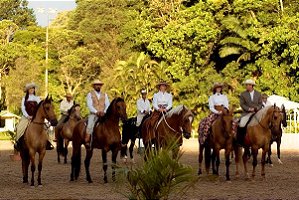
237;113;256;146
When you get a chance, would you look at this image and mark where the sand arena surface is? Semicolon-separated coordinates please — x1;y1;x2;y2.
1;136;299;200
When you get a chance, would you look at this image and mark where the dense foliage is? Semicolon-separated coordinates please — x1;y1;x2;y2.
0;0;298;122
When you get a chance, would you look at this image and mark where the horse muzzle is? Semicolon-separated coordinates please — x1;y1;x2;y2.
50;119;58;126
183;132;191;139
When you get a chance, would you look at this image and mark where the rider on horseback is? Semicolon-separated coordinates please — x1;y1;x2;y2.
199;82;229;144
15;82;53;151
57;93;74;126
136;89;151;127
84;79;110;148
237;79;263;145
148;81;172;136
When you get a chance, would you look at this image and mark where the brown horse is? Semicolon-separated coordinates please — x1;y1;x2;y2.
20;96;58;186
55;104;81;164
241;105;281;179
70;97;127;183
198;108;239;181
266;104;287;165
141;105;194;160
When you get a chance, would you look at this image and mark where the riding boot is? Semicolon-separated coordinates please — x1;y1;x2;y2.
85;134;91;149
46;140;54;150
14;140;21;151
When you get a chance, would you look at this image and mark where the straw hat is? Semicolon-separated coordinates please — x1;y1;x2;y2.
24;82;38;92
141;89;147;94
212;82;223;90
243;79;256;86
156;80;169;89
92;79;104;85
65;93;73;98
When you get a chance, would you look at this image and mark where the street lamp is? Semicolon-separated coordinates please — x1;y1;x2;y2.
37;8;57;97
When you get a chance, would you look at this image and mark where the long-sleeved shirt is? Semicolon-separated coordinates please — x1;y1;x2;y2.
60;99;74;114
137;98;151;114
152;91;172;111
21;94;41;118
208;93;229;114
86;91;110;114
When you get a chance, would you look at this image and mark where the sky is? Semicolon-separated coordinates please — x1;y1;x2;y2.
28;0;77;27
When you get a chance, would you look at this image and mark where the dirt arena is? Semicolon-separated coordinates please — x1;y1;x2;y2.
1;137;299;200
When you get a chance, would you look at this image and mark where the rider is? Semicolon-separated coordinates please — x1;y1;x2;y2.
199;82;229;144
85;79;110;148
149;81;172;135
261;93;271;107
57;92;74;126
237;79;263;145
15;82;53;150
136;89;151;127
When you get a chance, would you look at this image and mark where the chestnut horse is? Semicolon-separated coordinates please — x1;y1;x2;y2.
241;105;281;179
20;96;58;186
266;104;287;165
70;97;127;183
55;104;81;164
198;108;239;181
141;105;194;160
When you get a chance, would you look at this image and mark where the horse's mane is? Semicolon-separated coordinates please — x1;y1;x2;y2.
166;105;186;118
248;105;273;127
31;100;44;121
98;97;124;123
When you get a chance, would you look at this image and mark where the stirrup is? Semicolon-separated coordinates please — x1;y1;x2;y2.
46;141;54;150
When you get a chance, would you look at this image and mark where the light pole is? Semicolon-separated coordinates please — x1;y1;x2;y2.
37;8;57;97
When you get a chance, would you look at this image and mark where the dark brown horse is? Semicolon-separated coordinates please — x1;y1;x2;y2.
55;104;81;164
198;108;239;181
70;97;127;183
20;96;58;186
241;105;281;179
266;104;287;165
141;105;194;160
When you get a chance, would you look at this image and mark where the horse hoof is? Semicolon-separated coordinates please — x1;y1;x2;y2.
131;158;135;164
235;174;240;179
278;159;283;164
226;180;232;184
38;184;43;188
104;177;108;183
198;170;202;176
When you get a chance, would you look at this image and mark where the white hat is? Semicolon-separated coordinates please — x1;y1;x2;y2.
141;89;147;94
24;82;38;92
92;79;104;85
243;79;256;85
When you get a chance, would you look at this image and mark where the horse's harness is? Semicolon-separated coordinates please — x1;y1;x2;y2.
31;101;51;129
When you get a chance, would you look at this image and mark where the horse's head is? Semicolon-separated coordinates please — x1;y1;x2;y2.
281;104;287;127
112;97;127;121
270;104;283;134
68;104;82;121
180;106;194;139
221;108;234;136
42;95;58;126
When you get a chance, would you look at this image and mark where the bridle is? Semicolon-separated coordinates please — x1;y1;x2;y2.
31;101;51;129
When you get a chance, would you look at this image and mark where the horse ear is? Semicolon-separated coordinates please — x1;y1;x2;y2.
281;104;285;110
274;103;276;109
45;95;49;101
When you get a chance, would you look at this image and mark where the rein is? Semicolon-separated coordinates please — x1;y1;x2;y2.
31;102;51;129
161;112;181;134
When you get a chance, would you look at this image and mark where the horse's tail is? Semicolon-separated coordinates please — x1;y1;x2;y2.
71;121;83;181
56;131;64;155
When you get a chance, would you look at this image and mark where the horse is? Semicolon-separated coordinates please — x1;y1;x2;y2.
120;117;138;163
55;104;81;164
70;97;127;183
19;95;58;186
241;105;281;179
266;104;287;165
198;108;239;181
141;105;194;160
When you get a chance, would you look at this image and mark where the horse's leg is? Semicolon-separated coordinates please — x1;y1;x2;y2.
242;147;249;179
84;148;93;183
37;150;46;186
112;147;119;182
261;147;267;178
234;145;240;178
198;143;204;175
266;140;273;165
251;147;258;179
225;148;231;181
29;151;36;186
64;140;69;164
277;138;283;164
212;148;220;175
129;138;136;161
102;149;108;183
204;143;211;174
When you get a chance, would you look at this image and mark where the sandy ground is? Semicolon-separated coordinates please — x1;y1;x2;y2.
1;136;299;200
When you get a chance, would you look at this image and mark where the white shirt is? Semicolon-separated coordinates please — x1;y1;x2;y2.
137;98;151;114
60;99;74;114
262;100;271;107
86;90;110;114
208;93;229;114
21;94;41;118
152;91;172;111
249;90;255;101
